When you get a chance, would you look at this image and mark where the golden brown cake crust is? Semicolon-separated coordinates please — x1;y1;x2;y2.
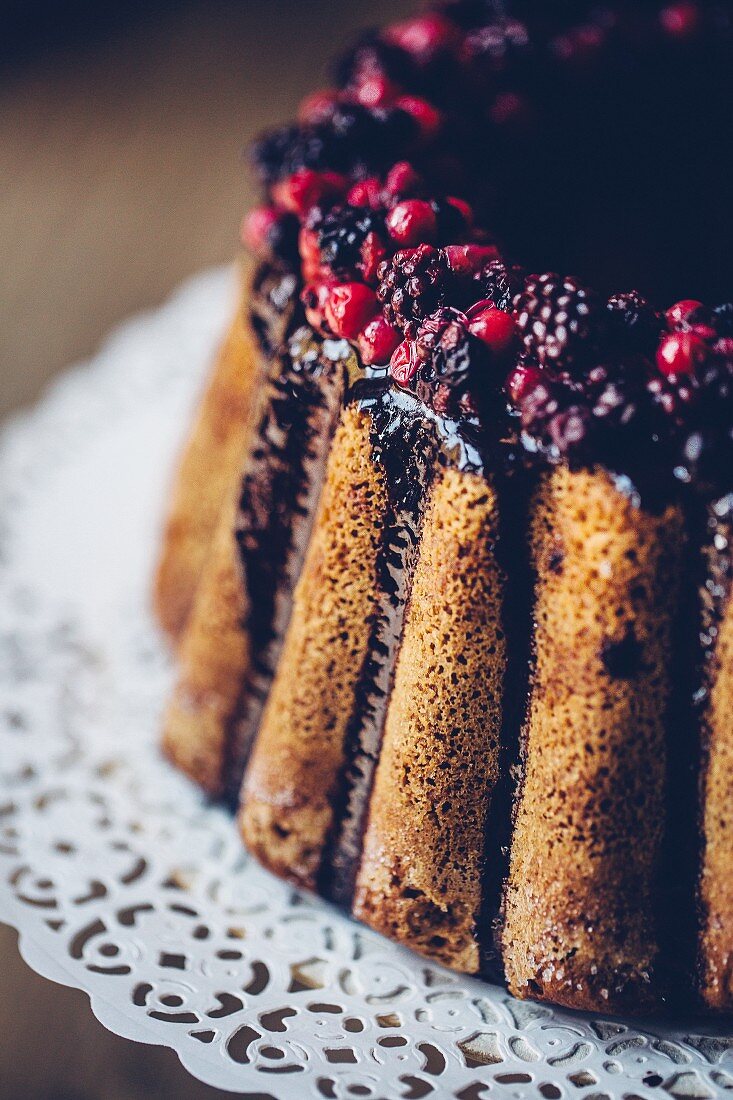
502;466;685;1013
353;468;507;973
239;405;388;890
153;268;259;644
699;589;733;1011
162;487;250;796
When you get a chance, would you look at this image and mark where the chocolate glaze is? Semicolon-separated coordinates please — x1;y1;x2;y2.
223;313;353;802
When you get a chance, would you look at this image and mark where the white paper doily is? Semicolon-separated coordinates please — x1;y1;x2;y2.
1;266;733;1099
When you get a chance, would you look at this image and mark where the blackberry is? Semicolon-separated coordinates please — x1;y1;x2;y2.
251;125;330;184
413;307;490;416
377;245;450;337
317;205;385;278
476;259;526;312
514;272;603;372
606;290;664;357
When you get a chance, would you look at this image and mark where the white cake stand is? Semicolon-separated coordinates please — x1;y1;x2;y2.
1;266;731;1098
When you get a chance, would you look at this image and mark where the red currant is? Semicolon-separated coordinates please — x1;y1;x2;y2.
389;340;419;385
506;364;543;405
385;200;437;245
666;299;706;330
325;283;379;339
467;302;516;356
358;316;402;365
273;169;348;216
656;331;708;376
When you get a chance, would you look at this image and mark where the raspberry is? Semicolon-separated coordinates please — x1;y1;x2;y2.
385;199;438;245
358;316;402;365
514;272;602;372
606;291;664;357
316;205;385;279
377;245;450;336
324;283;379;339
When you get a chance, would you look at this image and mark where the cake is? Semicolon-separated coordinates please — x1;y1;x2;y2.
155;0;733;1015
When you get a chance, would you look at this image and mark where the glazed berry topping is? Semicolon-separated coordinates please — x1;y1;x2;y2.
411;308;492;418
476;259;526;313
515;273;602;372
385;199;439;245
377;245;450;336
466;301;516;357
324;282;379;339
358;315;403;365
316;206;386;280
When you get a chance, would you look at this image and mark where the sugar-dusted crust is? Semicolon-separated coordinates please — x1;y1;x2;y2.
162;487;250;795
239;405;388;889
502;466;684;1013
153;270;259;644
353;467;507;973
699;589;733;1010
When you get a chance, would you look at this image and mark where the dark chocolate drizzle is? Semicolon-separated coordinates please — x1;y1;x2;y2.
222;314;353;802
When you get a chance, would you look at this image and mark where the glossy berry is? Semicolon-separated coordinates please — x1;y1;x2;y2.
656;331;709;376
301;281;334;332
297;89;338;126
390;340;420;385
606;290;663;356
377;244;449;335
506;363;543;406
324;282;379;339
358;315;402;365
317;205;384;279
444;244;500;276
477;259;525;311
359;231;388;285
386;14;460;62
467;301;516;356
666;299;708;330
346;177;382;208
515;272;601;371
273;169;348;216
241;206;279;254
383;161;424;200
355;73;400;108
396;96;442;141
385;199;438;244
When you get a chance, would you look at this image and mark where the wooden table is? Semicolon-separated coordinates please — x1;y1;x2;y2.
0;2;408;1096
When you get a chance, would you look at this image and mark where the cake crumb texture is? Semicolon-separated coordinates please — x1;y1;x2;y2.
699;590;733;1010
240;404;388;889
154;296;259;644
354;468;507;973
502;466;684;1013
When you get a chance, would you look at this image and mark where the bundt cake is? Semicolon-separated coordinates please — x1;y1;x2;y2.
155;0;733;1015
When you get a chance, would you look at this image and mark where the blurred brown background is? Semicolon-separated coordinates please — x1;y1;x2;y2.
0;1;408;1097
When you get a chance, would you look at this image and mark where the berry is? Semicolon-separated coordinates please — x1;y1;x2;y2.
299;225;323;281
444;244;501;276
346;177;383;208
355;74;400;108
390;340;420;385
359;231;388;285
476;259;525;312
506;363;543;406
395;96;442;141
466;301;516;357
660;3;701;37
666;298;709;331
385;199;438;245
324;282;379;339
385;14;461;63
317;205;385;279
383;161;425;200
515;273;602;371
273;169;348;215
377;245;450;336
413;308;489;417
298;90;338;126
656;331;708;376
242;206;299;265
606;290;663;356
301;281;334;332
358;316;402;365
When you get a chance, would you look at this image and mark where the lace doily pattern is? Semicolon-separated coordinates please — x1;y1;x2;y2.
1;267;732;1098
